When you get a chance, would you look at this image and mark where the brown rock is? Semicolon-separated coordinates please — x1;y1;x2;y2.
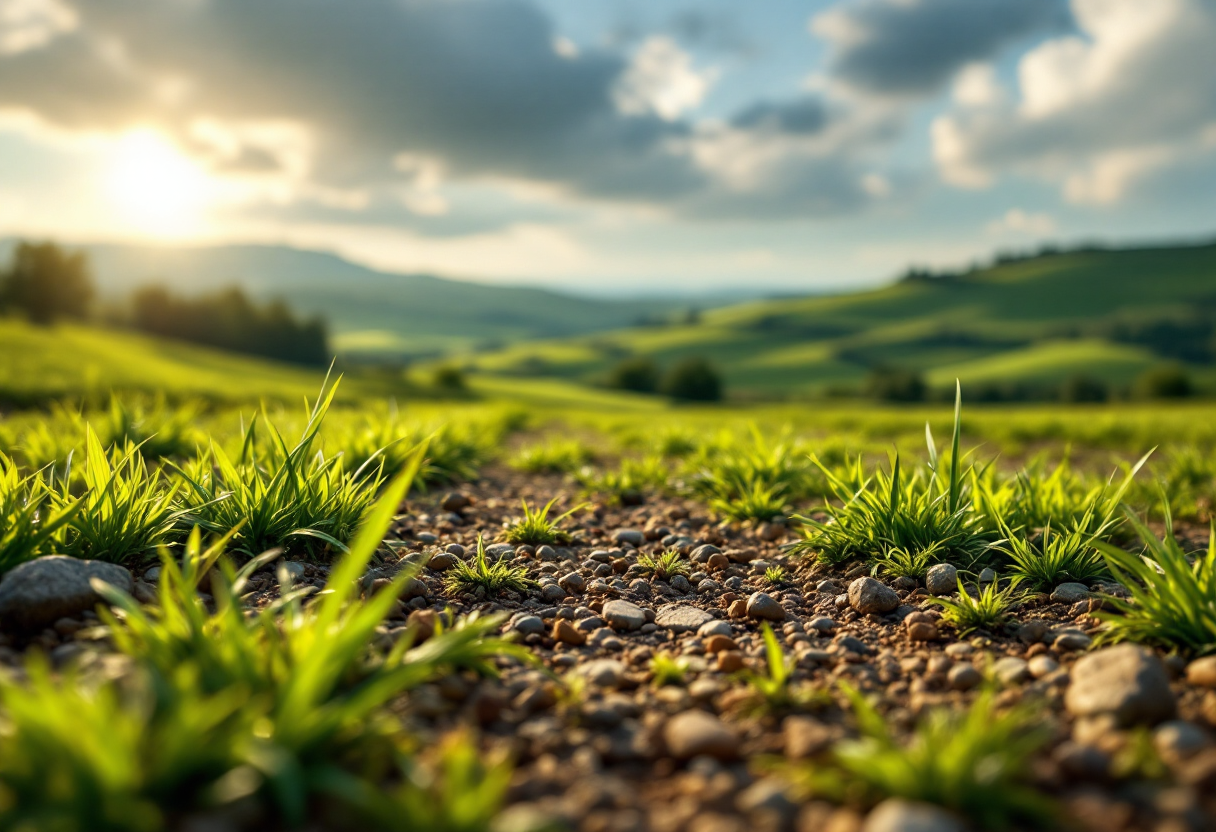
707;553;730;572
705;635;738;654
906;622;939;642
727;599;747;619
784;715;835;759
663;710;739;760
1066;644;1176;726
406;609;437;643
1186;656;1216;689
717;650;745;673
553;619;586;645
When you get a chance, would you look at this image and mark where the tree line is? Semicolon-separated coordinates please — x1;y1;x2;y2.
0;241;329;366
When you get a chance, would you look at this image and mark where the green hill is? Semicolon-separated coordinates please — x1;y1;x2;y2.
0;241;704;359
452;242;1216;398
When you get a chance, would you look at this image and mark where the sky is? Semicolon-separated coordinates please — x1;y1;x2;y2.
0;0;1214;296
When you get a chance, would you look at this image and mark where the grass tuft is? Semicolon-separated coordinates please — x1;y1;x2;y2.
502;498;583;546
444;535;534;597
636;549;689;581
927;576;1023;635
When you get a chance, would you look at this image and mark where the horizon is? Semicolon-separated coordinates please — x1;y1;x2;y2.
1;0;1213;294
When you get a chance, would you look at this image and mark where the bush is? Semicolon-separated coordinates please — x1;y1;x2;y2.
1059;375;1108;403
864;368;926;402
132;285;328;365
608;357;660;393
432;364;467;390
1136;364;1192;399
662;357;722;402
0;241;93;324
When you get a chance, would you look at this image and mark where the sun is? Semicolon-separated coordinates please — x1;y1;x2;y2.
105;131;210;237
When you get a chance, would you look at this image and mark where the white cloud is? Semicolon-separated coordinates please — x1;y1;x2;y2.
986;208;1056;236
613;36;717;121
0;0;75;56
933;0;1216;204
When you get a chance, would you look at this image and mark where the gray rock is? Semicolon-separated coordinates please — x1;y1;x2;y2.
440;492;471;512
143;566;162;583
1066;644;1177;726
655;604;713;632
539;584;567;603
978;567;997;583
1051;582;1091;603
948;663;982;691
663;710;738;760
863;799;965;832
511;615;545;635
577;659;626;688
993;656;1031;685
1053;631;1093;651
807;616;837;633
848;577;900;615
1028;655;1059;678
691;544;721;564
415;532;438;545
558;572;585;594
0;556;133;631
669;575;692;594
485;543;515;560
1153;720;1211;761
535;545;557;561
613;529;644;547
280;561;307;581
746;591;786;621
602;599;647;631
696;579;720;594
444;542;466;557
815;579;843;595
924;564;958;596
426;553;458;571
698;619;733;638
735;778;796;818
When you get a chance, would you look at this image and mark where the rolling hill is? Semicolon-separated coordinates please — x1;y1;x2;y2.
0;240;703;359
450;241;1216;399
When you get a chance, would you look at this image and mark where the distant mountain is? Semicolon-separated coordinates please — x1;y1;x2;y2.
458;240;1216;399
0;240;700;359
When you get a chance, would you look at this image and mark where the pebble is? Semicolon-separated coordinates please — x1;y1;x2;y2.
1053;631;1092;652
613;529;644;547
807;616;837;634
746;591;786;621
1186;656;1216;689
704;635;737;653
440;492;471;512
1051;582;1091;603
0;556;133;631
655;604;714;632
947;663;982;691
415;532;438;545
978;568;997;583
511;615;545;635
1028;655;1060;678
558;572;586;594
540;584;567;603
578;659;626;688
1066;644;1177;726
281;561;308;581
943;642;974;658
691;544;721;563
906;622;939;642
669;575;693;594
1154;720;1212;762
993;656;1030;685
427;553;457;571
602;600;647;631
698;619;734;638
717;651;745;672
923;564;957;596
444;542;466;556
552;619;586;645
847;577;899;615
862;799;965;832
696;579;721;594
784;715;835;759
663;710;738;760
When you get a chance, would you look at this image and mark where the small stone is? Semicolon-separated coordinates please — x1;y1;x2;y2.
705;635;737;653
656;604;713;633
440;492;471;512
613;529;645;547
862;799;965;832
691;544;721;564
699;619;733;638
0;556;133;631
905;622;939;642
816;579;843;595
847;577;899;615
807;616;837;634
943;642;974;658
427;553;457;571
784;715;835;759
924;564;958;596
578;659;626;688
757;522;786;542
143;566;162;583
1028;655;1059;678
602;599;647;631
415;532;438;545
1186;656;1216;689
835;634;870;655
1154;720;1211;762
978;568;997;583
706;553;730;571
1018;620;1050;644
511;615;544;635
1053;631;1092;651
552;619;586;645
1066;644;1177;726
1051;582;1091;603
445;542;466;557
540;584;567;603
948;663;982;691
993;656;1030;685
697;579;721;594
664;710;738;760
485;543;515;560
746;591;786;621
558;572;586;594
717;650;745;673
727;599;747;619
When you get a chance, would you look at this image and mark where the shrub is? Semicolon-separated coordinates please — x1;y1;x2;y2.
864;368;926;403
662;357;722;402
432;365;467;391
608;356;660;393
1136;364;1193;399
1059;375;1108;403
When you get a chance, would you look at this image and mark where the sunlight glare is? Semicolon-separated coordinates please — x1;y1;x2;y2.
105;131;209;237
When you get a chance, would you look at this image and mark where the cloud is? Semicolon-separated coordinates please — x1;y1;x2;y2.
933;0;1216;204
986;208;1056;236
731;97;830;135
613;36;717;121
813;0;1071;96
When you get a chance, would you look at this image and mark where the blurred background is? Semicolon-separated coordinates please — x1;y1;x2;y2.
0;0;1213;407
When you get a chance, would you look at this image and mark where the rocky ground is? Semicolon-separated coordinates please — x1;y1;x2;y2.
0;465;1214;832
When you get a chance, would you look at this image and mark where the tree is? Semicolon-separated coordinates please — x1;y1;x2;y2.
864;368;926;402
608;356;660;393
1136;364;1193;399
0;241;94;324
432;365;466;391
662;357;722;402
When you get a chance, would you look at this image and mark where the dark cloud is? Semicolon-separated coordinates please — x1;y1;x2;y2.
818;0;1071;95
731;97;829;135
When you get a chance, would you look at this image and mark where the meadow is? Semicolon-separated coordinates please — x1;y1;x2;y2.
1;319;1215;831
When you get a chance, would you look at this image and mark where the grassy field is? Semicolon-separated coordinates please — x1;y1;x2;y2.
449;242;1216;398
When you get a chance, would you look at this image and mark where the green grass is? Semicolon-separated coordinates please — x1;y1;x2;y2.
510;438;598;474
444;535;534;597
0;451;76;572
650;653;690;687
734;624;829;716
502;498;583;546
927;577;1023;635
636;550;689;581
1095;510;1216;655
789;685;1056;829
